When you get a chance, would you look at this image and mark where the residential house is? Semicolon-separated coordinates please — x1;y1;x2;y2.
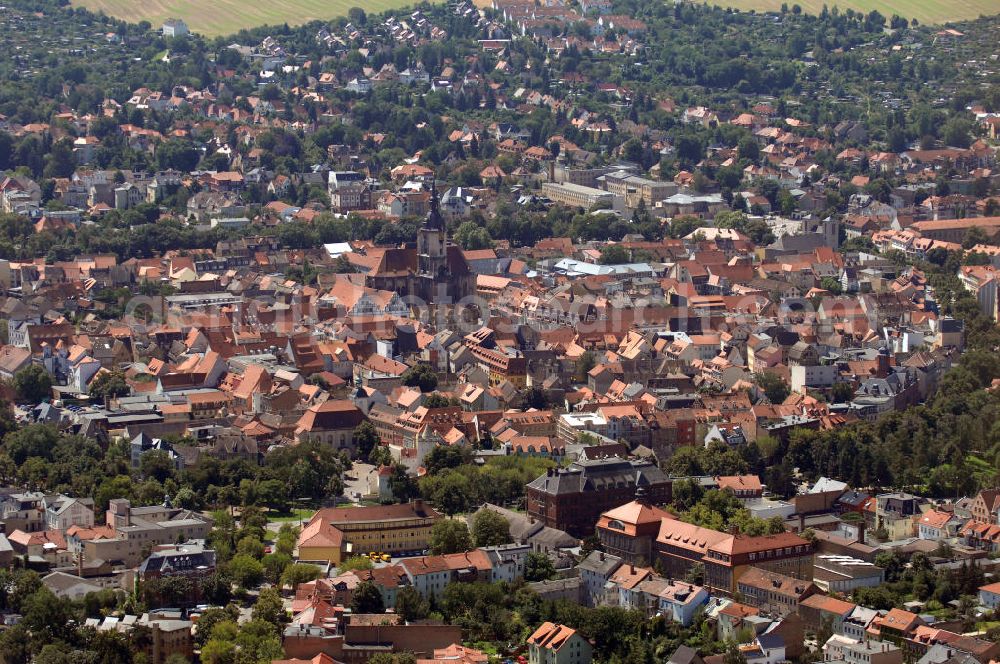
735;567;818;618
526;622;593;664
44;495;95;531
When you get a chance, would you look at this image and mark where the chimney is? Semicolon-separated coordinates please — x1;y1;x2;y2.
798;514;805;532
876;349;891;379
630;564;635;575
77;550;84;578
856;519;866;544
599;552;605;561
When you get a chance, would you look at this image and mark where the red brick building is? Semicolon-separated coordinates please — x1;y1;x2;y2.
595;494;676;566
525;458;671;537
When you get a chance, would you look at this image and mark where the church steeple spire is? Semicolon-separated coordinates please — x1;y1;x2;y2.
424;178;444;231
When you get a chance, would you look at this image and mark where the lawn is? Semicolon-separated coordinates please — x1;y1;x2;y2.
967;455;997;488
265;507;315;523
71;0;426;37
708;0;1000;25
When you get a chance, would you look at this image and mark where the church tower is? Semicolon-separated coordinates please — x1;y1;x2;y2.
417;182;448;281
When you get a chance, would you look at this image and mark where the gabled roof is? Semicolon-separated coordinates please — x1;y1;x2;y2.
800;594;856;616
656;520;730;555
527;622;581;652
597;500;675;537
880;608;922;632
297;518;344;549
295;399;365;434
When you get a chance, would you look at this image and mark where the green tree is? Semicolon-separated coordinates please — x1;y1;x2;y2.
575;350;597;382
252;587;288;627
193;606;239;648
737;136;759;162
723;640;748;664
668;215;706;239
599;244;629;264
471;509;512;547
421;472;473;515
352;421;379;460
394;585;429;622
942;117;973;148
429;519;472;554
139;449;175;483
423;393;456;408
754;371;790;404
368;655;417;664
22;588;73;643
89;370;130;401
200;631;237;664
226;554;264;589
338;556;374;572
831;382;855;403
671;477;705;510
94;475;134;513
963;226;988;250
453;221;493;250
43;138;76;179
262;552;292;584
156;139;201;172
524;552;556;581
423;446;471;475
401;364;438;392
12;365;52;403
280;562;322;589
521;385;550;410
237;535;265;559
350;580;385;614
34;645;78;664
819;276;843;295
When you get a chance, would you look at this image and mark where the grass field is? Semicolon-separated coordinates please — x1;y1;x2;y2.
71;0;421;37
73;0;997;35
265;507;315;523
710;0;1000;25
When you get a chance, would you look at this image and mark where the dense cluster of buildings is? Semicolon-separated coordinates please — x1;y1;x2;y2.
262;462;1000;664
0;0;998;662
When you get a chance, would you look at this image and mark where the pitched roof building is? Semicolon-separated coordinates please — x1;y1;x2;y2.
526;458;672;537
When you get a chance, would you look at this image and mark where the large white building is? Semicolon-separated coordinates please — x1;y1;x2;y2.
162;18;189;38
541;181;623;211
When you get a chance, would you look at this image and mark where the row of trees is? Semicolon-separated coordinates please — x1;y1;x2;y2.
416;449;556;515
0;422;347;517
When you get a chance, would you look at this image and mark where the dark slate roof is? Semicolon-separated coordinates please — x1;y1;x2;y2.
578;550;622;576
668;645;705;664
526;458;669;496
139;546;216;574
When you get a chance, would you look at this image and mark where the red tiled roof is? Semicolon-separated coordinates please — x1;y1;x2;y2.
527;622;580;652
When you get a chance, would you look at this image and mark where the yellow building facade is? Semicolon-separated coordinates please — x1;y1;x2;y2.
297;500;443;564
